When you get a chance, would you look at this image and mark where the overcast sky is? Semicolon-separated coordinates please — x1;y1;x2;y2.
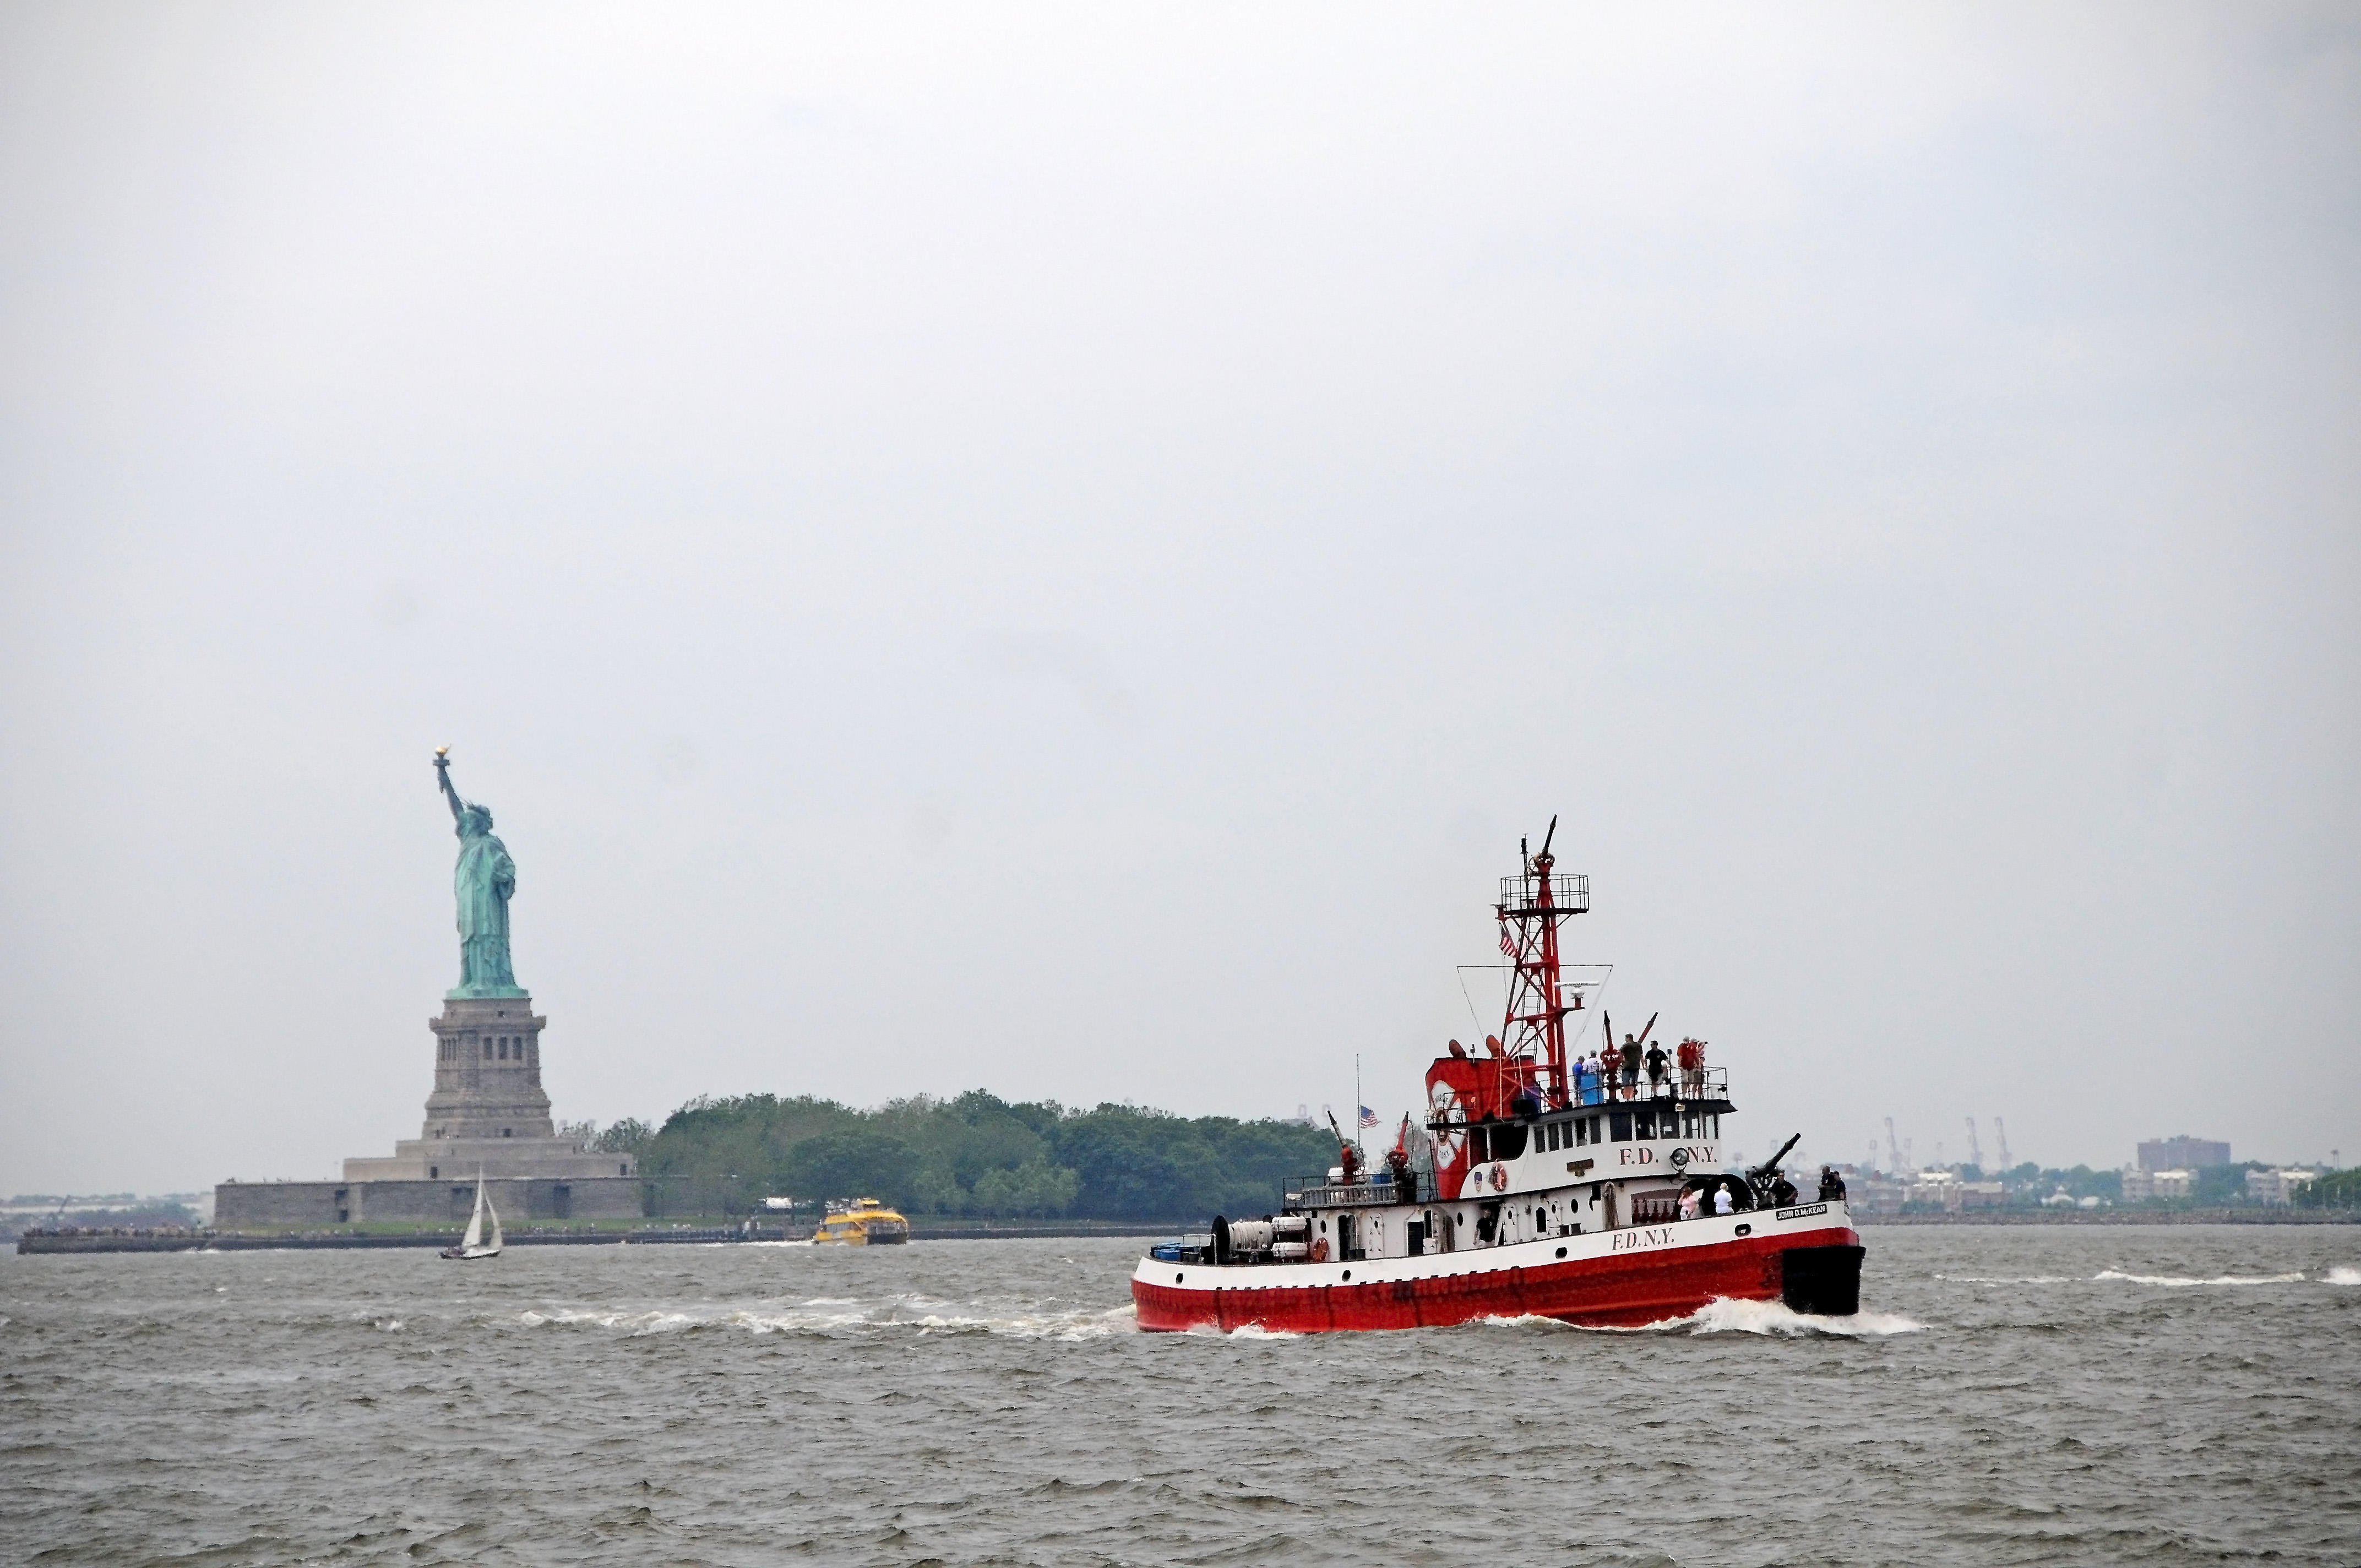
2;3;2355;1196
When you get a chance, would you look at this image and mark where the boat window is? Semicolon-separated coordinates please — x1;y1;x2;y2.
1709;1114;1720;1138
1635;1108;1655;1139
1574;1118;1587;1147
1543;1121;1559;1152
1490;1123;1528;1159
1610;1112;1632;1142
1469;1125;1490;1163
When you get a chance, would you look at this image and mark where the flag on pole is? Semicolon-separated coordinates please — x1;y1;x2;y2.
1358;1106;1379;1129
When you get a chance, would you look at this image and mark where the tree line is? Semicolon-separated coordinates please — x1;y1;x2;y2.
603;1090;1341;1222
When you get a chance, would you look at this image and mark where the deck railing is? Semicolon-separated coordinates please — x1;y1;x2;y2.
1562;1065;1728;1106
1285;1172;1437;1208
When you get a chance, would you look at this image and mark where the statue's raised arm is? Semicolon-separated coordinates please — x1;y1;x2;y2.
434;748;465;823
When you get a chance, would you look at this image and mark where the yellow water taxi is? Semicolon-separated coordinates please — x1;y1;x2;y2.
811;1197;910;1245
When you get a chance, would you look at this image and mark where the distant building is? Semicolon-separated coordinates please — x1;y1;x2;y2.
2123;1168;2194;1201
2245;1168;2317;1206
1854;1175;1907;1215
1957;1182;2009;1209
2139;1136;2229;1172
1906;1170;1962;1211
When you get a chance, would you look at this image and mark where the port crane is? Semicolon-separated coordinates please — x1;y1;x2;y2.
1965;1117;1984;1172
1994;1117;2014;1172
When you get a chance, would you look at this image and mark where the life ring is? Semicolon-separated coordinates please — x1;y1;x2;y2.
1489;1163;1509;1192
1310;1237;1329;1262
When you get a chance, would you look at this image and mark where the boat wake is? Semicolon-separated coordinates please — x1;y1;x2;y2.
512;1295;1138;1341
2327;1266;2361;1286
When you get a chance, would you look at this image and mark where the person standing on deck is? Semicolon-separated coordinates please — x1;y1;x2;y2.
1619;1035;1642;1099
1645;1041;1669;1097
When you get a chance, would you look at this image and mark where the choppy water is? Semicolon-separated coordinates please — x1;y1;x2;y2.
4;1227;2358;1566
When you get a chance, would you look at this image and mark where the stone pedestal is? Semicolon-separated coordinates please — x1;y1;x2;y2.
340;993;637;1183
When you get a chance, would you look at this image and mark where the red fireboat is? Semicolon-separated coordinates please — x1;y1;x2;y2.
1131;821;1863;1333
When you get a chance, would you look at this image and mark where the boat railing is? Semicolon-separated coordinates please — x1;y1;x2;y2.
1564;1066;1728;1106
1498;871;1589;914
1286;1172;1437;1209
1431;1067;1731;1120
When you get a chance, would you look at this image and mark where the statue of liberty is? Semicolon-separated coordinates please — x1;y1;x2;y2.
434;748;527;998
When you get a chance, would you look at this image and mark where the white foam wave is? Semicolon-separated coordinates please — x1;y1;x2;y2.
2093;1270;2305;1288
512;1298;1135;1341
1935;1275;2071;1285
1184;1320;1286;1338
1671;1297;1924;1337
1482;1302;1919;1337
516;1308;701;1336
2323;1266;2360;1286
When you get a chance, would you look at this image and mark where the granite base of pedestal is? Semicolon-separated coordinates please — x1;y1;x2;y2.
345;1138;635;1183
215;1175;646;1228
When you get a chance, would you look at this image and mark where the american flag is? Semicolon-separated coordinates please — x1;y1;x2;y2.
1358;1105;1379;1129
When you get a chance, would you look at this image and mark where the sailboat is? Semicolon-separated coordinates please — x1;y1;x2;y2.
439;1173;504;1260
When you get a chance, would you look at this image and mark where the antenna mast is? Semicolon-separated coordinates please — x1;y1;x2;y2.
1494;816;1590;1109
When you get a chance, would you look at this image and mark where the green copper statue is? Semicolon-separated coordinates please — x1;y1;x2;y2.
434;748;526;999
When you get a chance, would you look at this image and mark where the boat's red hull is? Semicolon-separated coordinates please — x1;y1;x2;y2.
1132;1228;1862;1333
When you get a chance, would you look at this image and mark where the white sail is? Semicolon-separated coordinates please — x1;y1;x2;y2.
485;1186;503;1253
460;1177;487;1252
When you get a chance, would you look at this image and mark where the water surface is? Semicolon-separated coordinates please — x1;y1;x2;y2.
4;1227;2357;1565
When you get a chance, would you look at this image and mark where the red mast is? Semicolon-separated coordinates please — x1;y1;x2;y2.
1495;816;1589;1109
